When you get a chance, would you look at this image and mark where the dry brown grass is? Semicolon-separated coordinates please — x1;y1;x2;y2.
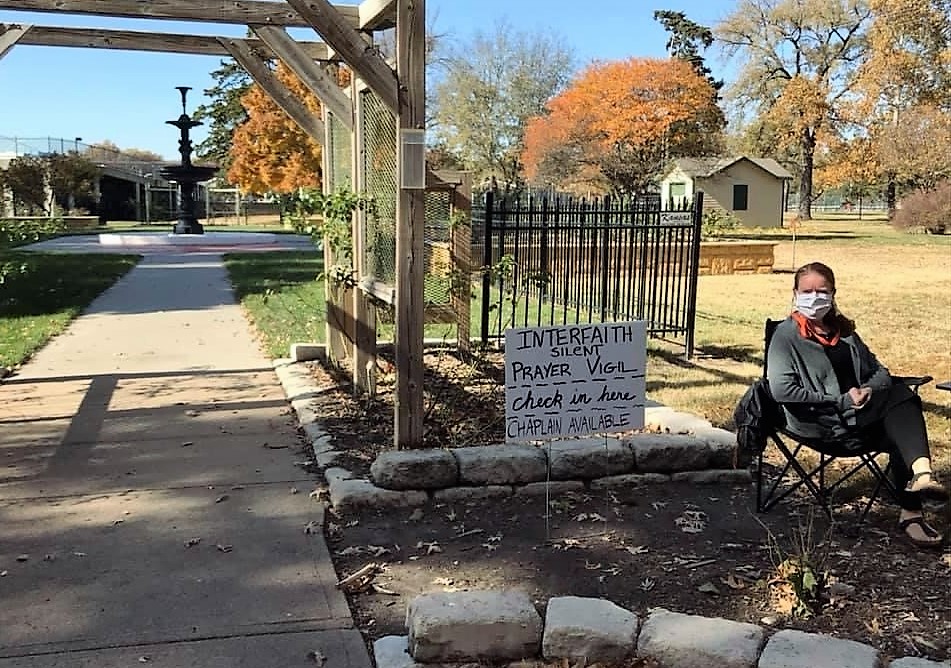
647;217;951;471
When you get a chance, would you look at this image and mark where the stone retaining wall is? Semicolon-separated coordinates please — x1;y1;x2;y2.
376;592;949;668
274;359;754;512
700;241;777;275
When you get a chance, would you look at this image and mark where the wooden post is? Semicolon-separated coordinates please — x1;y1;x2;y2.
352;78;378;395
394;0;425;448
449;172;473;355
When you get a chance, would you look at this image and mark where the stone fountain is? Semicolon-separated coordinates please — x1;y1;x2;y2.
160;86;217;235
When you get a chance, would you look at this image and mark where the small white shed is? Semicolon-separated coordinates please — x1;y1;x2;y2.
660;156;793;228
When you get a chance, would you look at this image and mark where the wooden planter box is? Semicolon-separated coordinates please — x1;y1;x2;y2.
699;240;777;275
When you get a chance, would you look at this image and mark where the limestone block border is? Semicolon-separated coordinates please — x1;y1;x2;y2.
375;594;947;668
272;359;751;512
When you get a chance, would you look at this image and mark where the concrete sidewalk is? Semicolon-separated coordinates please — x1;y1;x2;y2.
0;252;369;667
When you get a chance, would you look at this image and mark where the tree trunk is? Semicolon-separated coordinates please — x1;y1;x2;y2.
885;177;897;220
797;129;816;221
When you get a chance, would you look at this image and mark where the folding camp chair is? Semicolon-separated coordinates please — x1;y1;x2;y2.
755;318;932;518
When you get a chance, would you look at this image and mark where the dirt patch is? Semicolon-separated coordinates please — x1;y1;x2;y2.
298;352;951;663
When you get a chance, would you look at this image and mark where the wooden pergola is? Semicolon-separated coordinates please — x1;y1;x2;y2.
0;0;430;449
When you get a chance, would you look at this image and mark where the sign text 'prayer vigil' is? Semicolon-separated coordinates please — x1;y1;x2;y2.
504;322;647;441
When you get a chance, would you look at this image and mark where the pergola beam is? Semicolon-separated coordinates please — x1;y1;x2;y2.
359;0;396;30
251;25;353;130
284;0;399;114
0;0;362;30
0;23;31;61
15;25;334;59
219;37;326;145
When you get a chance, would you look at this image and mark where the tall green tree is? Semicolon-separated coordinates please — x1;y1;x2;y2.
193;59;251;173
653;10;723;95
46;152;99;212
717;0;872;220
430;22;575;189
1;156;48;215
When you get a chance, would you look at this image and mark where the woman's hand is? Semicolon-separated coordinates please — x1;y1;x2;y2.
848;386;871;407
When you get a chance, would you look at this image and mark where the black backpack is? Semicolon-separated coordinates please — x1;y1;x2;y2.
733;378;783;467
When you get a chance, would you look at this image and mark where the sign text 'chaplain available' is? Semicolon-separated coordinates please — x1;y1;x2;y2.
504;322;646;442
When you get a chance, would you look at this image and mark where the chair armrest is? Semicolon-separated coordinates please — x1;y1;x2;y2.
893;375;933;392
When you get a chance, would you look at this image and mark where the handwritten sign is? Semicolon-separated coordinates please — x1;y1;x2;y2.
504;322;647;442
660;211;693;225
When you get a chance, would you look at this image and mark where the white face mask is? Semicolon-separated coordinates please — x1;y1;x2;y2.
795;291;833;320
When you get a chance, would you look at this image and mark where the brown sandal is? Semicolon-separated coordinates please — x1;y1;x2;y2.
905;472;949;504
898;517;944;549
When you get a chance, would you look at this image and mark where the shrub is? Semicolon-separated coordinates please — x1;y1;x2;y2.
701;209;740;239
892;180;951;234
0;218;68;249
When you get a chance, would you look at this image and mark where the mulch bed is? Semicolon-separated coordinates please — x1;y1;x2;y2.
298;351;951;663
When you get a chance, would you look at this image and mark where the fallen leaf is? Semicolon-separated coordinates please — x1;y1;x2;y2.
625;545;649;555
112;519;124;526
583;560;602;570
184;538;201;548
407;508;424;522
0;571;8;577
640;577;656;591
307;648;326;666
43;554;55;562
181;441;193;447
304;522;318;535
15;554;28;562
432;577;454;586
722;574;746;590
371;583;398;595
698;582;720;595
651;501;668;510
487;534;502;543
215;494;229;504
415;541;442;555
216;544;233;553
481;543;498;552
185;410;200;417
674;510;708;534
73;552;87;557
138;657;151;663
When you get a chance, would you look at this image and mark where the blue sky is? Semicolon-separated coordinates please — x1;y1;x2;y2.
0;1;733;159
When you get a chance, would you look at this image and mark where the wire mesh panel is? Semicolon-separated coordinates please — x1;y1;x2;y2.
360;90;398;285
328;113;352;192
423;189;453;308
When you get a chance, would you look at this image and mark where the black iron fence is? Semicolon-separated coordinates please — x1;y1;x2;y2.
473;192;703;357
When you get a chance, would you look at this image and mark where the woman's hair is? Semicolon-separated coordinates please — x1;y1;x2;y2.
793;262;836;291
793;262;854;334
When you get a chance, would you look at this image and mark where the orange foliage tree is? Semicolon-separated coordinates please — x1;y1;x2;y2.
522;57;723;195
228;62;323;195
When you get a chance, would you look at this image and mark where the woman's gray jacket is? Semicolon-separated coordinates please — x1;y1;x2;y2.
765;316;896;440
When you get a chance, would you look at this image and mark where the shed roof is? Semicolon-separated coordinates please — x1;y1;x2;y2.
672;156;794;180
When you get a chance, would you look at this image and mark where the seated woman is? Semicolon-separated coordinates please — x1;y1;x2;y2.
767;261;947;548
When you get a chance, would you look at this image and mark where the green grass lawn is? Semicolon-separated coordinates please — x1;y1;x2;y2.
224;251;327;358
0;252;140;370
